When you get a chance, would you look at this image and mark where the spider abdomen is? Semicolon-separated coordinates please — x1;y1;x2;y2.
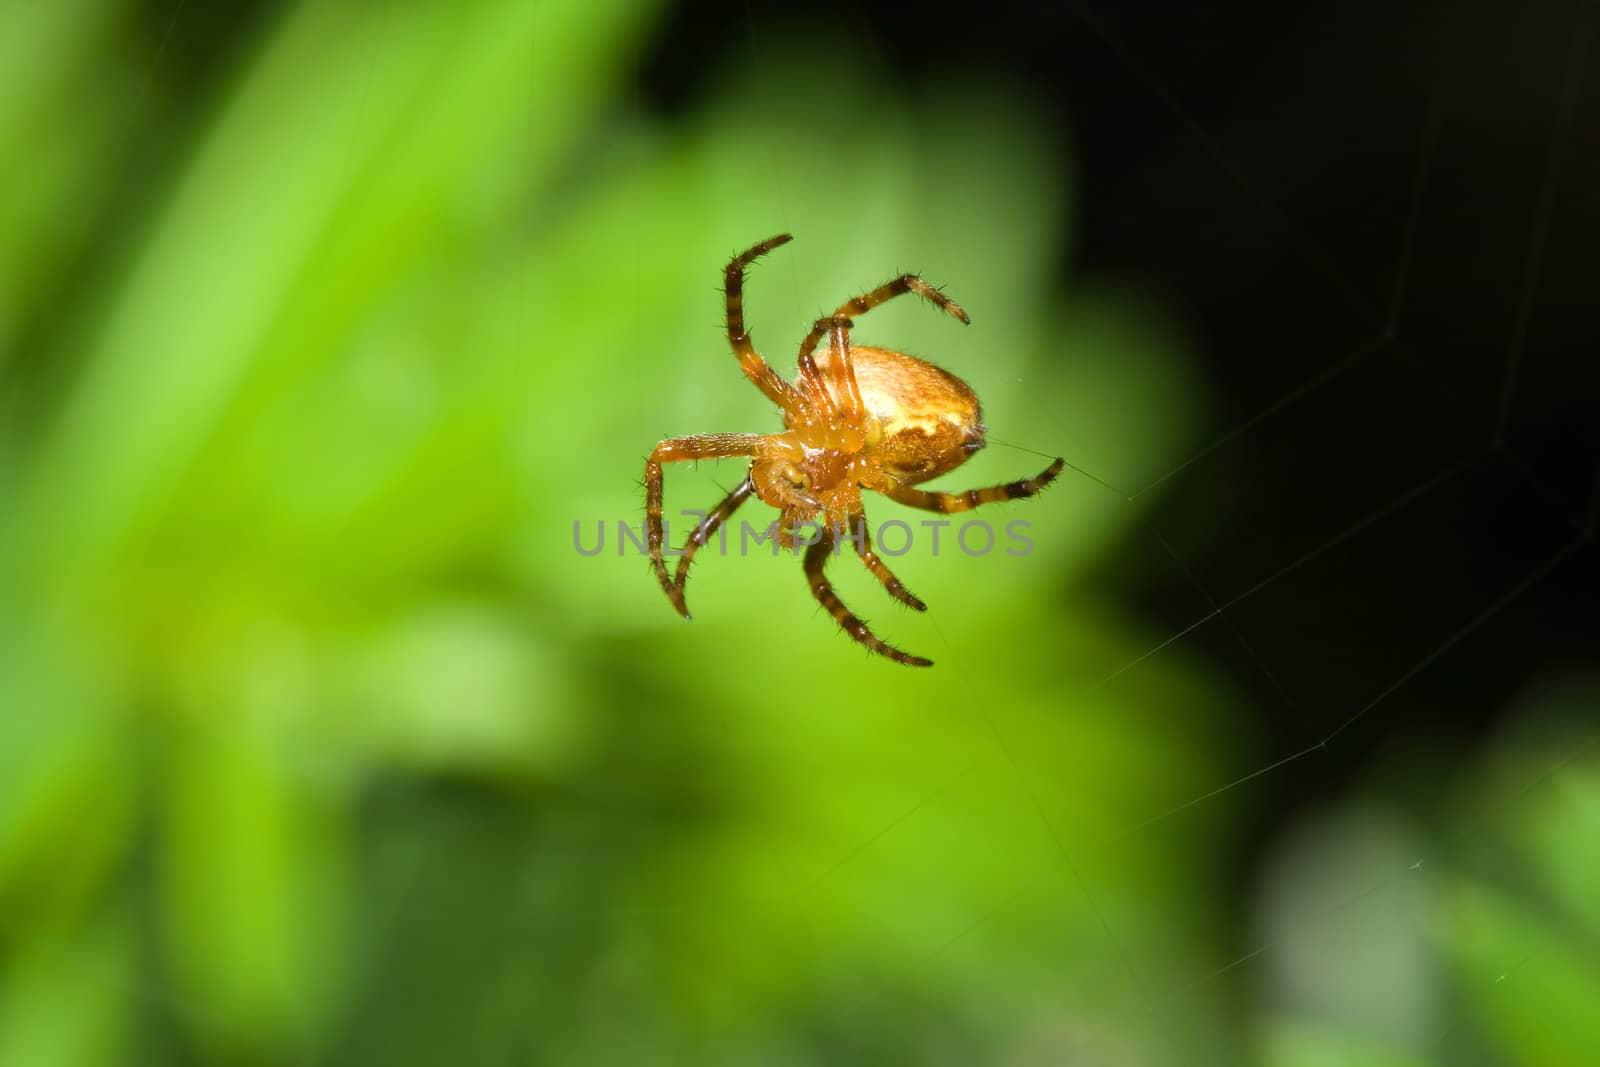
819;345;986;484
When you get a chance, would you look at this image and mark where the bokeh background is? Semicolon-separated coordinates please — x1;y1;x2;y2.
1;1;1596;1064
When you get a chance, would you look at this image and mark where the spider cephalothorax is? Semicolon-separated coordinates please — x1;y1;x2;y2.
645;234;1063;666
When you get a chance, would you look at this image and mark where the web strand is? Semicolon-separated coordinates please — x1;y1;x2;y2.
1095;449;1487;690
1493;26;1591;447
1064;2;1377;329
1125;537;1586;834
1387;56;1446;338
1129;338;1389;502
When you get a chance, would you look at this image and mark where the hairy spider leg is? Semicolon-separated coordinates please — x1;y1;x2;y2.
831;272;972;327
796;316;865;427
869;457;1067;513
724;234;810;422
847;511;926;611
670;475;756;611
805;527;933;667
646;433;765;617
824;319;866;424
793;317;844;423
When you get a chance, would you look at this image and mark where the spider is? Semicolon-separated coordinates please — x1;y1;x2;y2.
645;234;1063;667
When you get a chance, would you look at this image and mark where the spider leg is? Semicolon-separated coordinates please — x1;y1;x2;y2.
724;235;809;419
797;316;865;426
846;511;925;611
870;458;1065;513
832;273;972;326
647;433;763;617
793;318;843;420
805;528;932;667
825;319;865;423
671;475;756;612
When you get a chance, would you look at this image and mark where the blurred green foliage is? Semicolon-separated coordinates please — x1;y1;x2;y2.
0;2;1595;1065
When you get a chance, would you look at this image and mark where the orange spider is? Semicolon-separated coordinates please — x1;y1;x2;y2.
645;234;1063;666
